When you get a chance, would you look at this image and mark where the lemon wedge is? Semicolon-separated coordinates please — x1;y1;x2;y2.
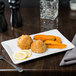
13;51;27;60
22;50;32;57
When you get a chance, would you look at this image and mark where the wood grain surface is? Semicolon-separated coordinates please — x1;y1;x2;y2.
0;7;76;76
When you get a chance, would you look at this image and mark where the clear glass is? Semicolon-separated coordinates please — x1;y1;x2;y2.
70;0;76;11
40;18;58;31
40;0;59;20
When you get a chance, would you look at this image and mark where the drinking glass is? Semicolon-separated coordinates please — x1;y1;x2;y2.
40;0;59;31
40;0;59;20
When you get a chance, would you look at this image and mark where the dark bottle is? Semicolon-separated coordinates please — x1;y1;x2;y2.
0;1;8;32
8;0;22;28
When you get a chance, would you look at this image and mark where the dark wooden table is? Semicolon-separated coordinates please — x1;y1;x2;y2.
0;7;76;76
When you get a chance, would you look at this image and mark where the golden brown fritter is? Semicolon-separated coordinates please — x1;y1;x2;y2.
17;35;33;49
31;40;47;53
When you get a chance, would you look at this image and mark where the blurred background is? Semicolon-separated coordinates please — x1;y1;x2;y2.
0;0;69;8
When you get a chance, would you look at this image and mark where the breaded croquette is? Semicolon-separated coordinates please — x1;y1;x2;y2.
31;40;47;53
17;35;33;49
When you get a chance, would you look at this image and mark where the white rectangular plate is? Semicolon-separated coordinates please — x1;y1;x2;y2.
1;29;75;64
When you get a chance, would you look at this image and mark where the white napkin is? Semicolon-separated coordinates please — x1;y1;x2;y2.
59;34;76;66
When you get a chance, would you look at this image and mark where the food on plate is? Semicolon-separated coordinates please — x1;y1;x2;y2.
17;34;66;52
13;51;27;60
55;36;61;43
47;44;67;49
34;34;61;42
22;50;32;57
34;35;56;41
31;40;47;53
13;50;32;61
33;34;66;49
44;38;66;49
17;35;33;49
44;40;61;45
44;39;66;49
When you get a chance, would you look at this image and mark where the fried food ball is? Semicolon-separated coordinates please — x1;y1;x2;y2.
31;40;47;53
17;35;33;49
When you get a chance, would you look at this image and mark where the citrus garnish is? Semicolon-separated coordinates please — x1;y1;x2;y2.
22;50;32;57
13;51;27;60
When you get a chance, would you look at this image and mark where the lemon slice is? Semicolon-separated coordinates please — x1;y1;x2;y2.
22;50;32;57
13;51;27;60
